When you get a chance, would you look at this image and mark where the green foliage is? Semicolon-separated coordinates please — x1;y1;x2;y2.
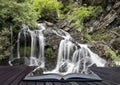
32;0;63;21
62;1;76;14
92;6;102;17
0;0;38;28
91;33;110;40
105;49;117;60
112;27;120;34
84;33;92;41
87;0;104;5
113;55;120;65
68;5;95;29
84;30;110;41
19;46;31;57
45;48;55;59
0;28;11;59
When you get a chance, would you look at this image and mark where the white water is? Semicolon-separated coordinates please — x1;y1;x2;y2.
9;24;106;74
8;27;13;66
9;24;45;68
44;29;106;75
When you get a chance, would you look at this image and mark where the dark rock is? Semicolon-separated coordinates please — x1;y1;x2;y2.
32;68;44;75
89;41;112;58
44;21;54;27
111;38;120;53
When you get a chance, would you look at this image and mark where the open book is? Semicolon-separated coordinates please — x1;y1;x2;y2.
24;72;102;82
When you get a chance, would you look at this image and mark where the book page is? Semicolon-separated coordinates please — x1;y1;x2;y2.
63;73;102;81
24;73;62;81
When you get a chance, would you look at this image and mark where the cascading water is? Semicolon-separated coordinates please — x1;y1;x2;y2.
9;24;45;68
8;25;27;66
44;29;106;74
29;24;45;67
9;23;106;74
9;27;13;66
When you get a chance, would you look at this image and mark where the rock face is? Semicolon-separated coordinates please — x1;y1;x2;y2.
43;0;120;65
44;32;61;70
111;38;120;53
42;24;62;70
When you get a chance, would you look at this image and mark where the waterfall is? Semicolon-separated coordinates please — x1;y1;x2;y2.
8;25;28;66
9;24;45;68
44;28;106;75
9;23;106;74
8;27;13;66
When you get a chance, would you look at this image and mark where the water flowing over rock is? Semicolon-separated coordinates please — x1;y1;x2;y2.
9;24;45;68
9;23;106;74
44;28;106;74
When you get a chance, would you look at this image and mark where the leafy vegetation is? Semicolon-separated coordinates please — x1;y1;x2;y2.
0;28;11;59
84;33;92;41
32;0;63;21
105;49;118;60
68;5;97;29
0;0;39;59
0;0;38;28
61;0;76;14
84;31;110;41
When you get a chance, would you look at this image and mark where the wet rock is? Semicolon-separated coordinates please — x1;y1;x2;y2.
32;68;44;75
